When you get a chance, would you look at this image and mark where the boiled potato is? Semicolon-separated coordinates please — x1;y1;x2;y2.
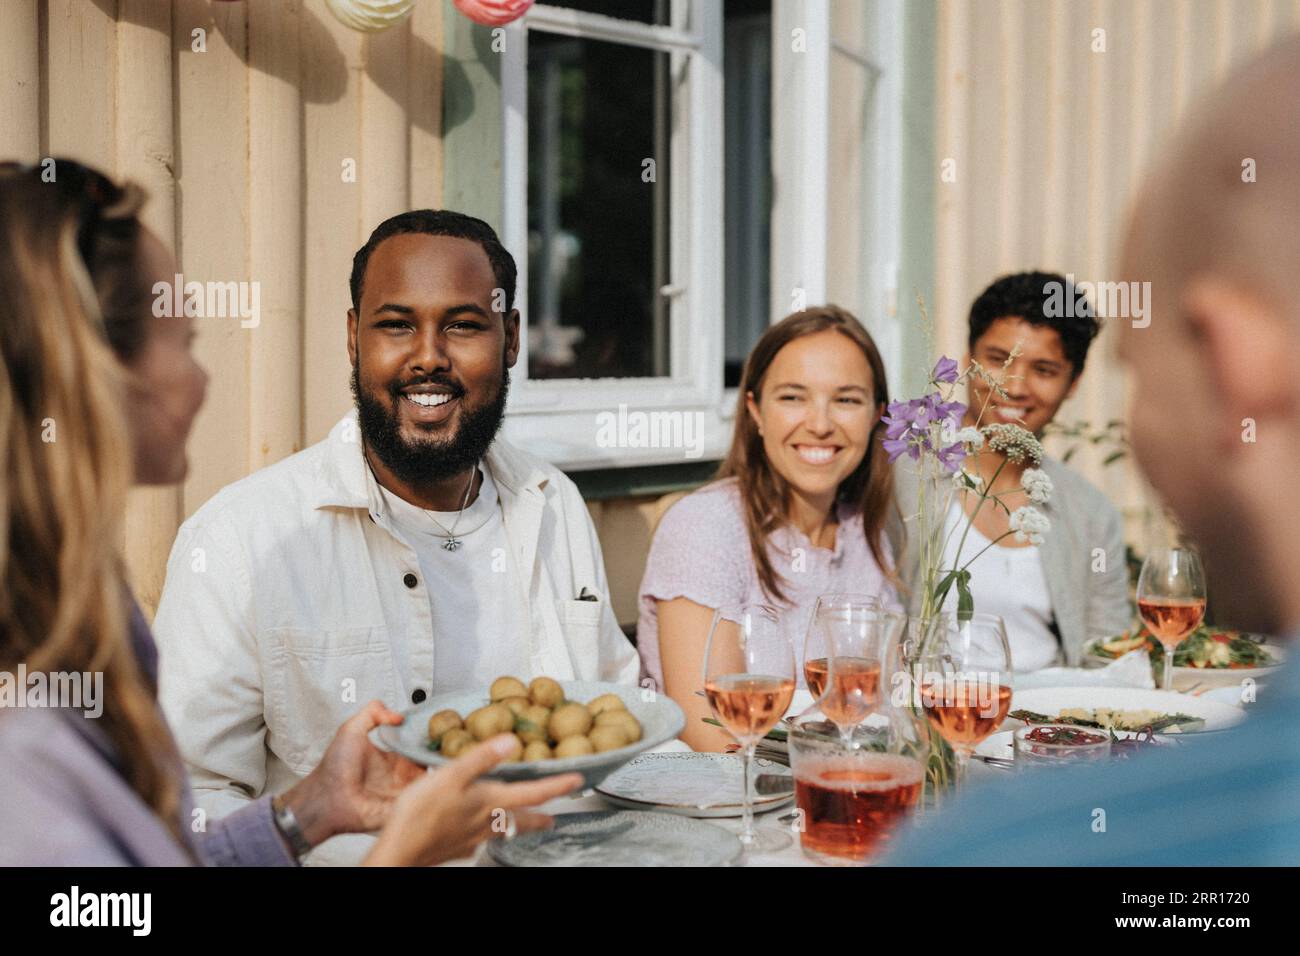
522;740;553;762
426;709;463;743
529;676;564;709
501;696;531;718
589;724;630;752
549;702;593;741
554;735;595;759
517;704;553;744
466;703;514;741
440;728;473;757
595;709;642;743
490;676;529;702
587;693;626;717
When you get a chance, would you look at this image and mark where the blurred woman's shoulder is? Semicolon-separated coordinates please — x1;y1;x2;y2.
657;477;747;537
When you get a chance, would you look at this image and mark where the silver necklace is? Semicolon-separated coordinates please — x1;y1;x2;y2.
425;463;478;552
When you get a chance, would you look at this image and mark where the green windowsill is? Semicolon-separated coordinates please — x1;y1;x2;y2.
566;460;721;501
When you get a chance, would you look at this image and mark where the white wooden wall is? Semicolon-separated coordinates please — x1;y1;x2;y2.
933;0;1300;542
0;0;445;614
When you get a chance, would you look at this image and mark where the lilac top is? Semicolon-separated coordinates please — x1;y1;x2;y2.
636;478;898;692
0;599;295;866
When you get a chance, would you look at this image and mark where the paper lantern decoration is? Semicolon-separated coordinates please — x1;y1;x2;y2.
452;0;534;27
324;0;418;33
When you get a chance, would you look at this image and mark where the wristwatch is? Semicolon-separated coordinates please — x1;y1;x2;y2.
271;794;313;860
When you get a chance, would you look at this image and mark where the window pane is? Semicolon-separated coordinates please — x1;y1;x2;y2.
527;31;672;380
542;0;673;27
723;0;772;387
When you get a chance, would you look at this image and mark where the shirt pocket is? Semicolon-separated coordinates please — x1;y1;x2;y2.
264;626;398;774
556;598;604;680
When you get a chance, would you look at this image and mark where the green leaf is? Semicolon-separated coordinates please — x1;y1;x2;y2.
1063;446;1077;463
931;569;958;609
1103;450;1126;465
956;570;975;622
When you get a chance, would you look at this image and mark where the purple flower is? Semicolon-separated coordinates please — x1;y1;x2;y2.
937;400;967;425
882;437;917;461
882;394;949;463
935;441;967;473
932;356;959;384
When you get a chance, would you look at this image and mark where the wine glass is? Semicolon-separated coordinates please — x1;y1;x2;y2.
809;597;900;745
916;612;1014;785
703;603;796;853
802;592;880;698
1137;547;1207;691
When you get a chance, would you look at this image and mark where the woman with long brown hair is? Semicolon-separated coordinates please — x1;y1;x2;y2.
637;306;902;751
0;159;578;865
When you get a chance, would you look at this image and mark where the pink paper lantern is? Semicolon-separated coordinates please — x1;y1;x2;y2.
453;0;534;27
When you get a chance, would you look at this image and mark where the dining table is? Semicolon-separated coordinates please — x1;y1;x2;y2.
449;669;1253;867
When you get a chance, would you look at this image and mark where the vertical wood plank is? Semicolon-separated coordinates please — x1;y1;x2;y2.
117;0;181;616
301;0;364;442
409;0;444;209
361;16;412;228
248;0;305;468
0;0;42;160
174;0;251;514
45;0;117;165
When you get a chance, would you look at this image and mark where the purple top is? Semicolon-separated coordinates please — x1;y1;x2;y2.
0;599;295;866
636;478;898;691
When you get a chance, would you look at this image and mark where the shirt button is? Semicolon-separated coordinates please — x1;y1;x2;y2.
411;688;427;704
403;572;418;589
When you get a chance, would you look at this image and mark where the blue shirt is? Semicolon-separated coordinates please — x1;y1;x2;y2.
884;650;1300;866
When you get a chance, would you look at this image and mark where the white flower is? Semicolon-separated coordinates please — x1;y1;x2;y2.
1020;467;1053;504
941;423;986;449
984;423;1044;464
1009;505;1051;545
952;469;985;493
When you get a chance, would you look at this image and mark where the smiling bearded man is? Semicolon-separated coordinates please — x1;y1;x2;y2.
154;210;638;866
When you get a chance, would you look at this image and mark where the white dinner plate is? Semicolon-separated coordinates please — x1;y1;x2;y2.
595;752;794;817
376;680;685;789
487;810;742;867
1083;639;1285;691
1005;686;1245;734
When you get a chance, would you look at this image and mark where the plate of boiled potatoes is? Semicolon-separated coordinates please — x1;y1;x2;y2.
376;676;686;788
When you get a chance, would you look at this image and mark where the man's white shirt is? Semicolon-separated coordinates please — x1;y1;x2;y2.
372;463;532;693
154;412;639;864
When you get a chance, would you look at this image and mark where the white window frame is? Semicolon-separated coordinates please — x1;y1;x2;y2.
770;0;907;398
498;0;907;470
498;2;729;470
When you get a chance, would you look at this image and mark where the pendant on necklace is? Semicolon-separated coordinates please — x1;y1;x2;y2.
442;537;462;552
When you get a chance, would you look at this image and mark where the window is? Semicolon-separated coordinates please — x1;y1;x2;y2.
498;0;905;469
526;26;673;379
723;0;773;389
501;1;728;468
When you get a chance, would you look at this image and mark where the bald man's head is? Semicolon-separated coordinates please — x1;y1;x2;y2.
1119;36;1300;635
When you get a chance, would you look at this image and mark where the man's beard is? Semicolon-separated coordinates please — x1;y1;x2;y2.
351;361;509;486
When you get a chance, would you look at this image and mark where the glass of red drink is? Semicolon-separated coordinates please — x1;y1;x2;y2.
788;725;926;865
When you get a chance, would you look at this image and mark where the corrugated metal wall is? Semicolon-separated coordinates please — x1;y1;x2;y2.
933;0;1300;539
0;0;445;613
